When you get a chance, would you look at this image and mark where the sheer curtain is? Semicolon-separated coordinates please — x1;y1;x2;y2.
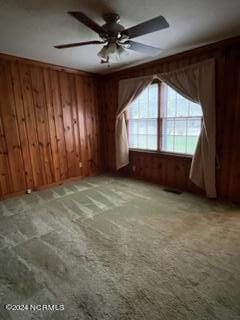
157;59;216;197
116;75;154;169
116;59;216;198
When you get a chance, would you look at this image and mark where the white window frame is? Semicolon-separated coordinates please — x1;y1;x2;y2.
127;81;203;156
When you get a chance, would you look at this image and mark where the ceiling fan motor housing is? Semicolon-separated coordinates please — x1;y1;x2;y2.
101;13;125;41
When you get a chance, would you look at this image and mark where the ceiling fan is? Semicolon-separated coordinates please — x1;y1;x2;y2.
54;12;169;64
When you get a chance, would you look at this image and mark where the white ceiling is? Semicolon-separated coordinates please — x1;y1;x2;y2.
0;0;240;74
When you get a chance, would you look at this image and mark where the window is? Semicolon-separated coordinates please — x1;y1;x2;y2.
127;82;202;155
128;83;158;150
161;86;202;154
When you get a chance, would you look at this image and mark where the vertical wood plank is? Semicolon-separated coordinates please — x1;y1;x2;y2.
43;68;61;182
69;74;81;177
49;69;68;181
82;78;94;175
30;66;54;185
75;75;90;176
58;71;77;178
18;62;43;187
0;61;26;192
10;61;34;188
0;115;13;196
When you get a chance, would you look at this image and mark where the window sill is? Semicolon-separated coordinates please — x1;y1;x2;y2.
129;148;193;159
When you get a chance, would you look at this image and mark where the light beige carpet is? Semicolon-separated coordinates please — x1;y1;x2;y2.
0;175;240;320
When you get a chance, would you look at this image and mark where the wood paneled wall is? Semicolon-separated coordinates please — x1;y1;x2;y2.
0;36;239;201
100;37;240;201
0;56;102;198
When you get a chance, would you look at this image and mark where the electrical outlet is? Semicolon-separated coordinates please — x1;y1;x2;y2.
132;165;136;172
79;162;83;168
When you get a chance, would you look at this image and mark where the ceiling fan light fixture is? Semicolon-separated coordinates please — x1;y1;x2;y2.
111;45;126;61
97;42;127;62
119;41;131;49
120;33;129;41
97;44;108;60
108;42;118;55
117;44;127;56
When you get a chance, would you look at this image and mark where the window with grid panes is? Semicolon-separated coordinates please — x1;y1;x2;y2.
128;83;158;150
127;82;202;155
161;85;202;154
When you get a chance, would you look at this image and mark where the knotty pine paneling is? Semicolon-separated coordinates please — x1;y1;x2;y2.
0;56;102;198
100;37;240;202
0;36;239;201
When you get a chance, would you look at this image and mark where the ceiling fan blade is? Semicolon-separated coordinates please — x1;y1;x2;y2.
54;40;105;49
121;16;169;39
68;11;107;35
126;41;161;56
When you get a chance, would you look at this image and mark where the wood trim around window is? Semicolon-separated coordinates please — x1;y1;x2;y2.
129;148;193;159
